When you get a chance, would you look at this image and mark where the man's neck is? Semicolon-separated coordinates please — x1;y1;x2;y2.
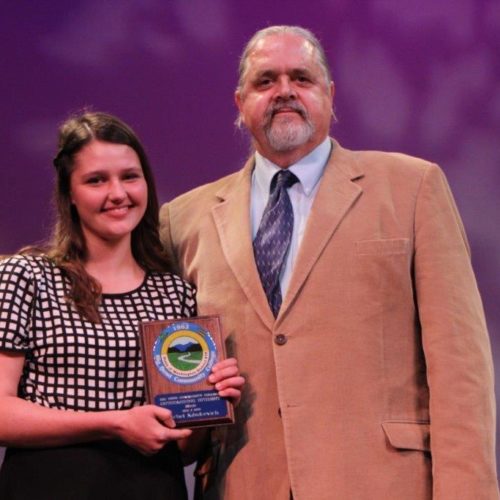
255;137;328;168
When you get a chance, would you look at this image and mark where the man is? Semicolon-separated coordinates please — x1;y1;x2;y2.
160;26;498;499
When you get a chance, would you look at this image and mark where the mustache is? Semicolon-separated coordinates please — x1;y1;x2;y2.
264;100;308;121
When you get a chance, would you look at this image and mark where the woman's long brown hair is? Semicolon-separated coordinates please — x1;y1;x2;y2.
30;111;171;322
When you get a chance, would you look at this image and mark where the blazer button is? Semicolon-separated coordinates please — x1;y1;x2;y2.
274;334;287;345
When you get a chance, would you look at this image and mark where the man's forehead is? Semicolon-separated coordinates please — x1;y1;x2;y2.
251;34;315;57
246;34;318;72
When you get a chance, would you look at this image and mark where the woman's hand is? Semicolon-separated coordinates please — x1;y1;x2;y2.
114;405;192;455
0;353;191;455
208;357;245;406
178;358;244;464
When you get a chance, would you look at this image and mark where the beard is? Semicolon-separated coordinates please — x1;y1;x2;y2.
263;101;315;152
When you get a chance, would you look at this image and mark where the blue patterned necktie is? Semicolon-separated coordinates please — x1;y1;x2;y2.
253;169;298;317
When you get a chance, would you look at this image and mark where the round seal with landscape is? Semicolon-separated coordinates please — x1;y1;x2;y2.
153;322;218;385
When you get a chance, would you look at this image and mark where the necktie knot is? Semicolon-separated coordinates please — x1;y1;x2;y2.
271;169;298;194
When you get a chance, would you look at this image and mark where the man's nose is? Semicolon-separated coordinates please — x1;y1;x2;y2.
274;76;296;100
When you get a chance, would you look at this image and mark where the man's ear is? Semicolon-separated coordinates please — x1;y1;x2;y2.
234;90;245;127
234;90;243;113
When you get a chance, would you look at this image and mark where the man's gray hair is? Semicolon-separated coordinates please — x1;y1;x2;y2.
236;25;332;92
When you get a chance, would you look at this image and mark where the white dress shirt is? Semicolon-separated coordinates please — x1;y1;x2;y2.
251;137;332;298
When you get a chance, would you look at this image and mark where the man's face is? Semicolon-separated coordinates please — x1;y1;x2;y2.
235;33;334;163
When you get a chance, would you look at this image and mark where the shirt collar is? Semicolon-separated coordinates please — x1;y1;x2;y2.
253;137;332;197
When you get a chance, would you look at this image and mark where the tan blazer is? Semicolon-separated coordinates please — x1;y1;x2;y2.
160;141;498;500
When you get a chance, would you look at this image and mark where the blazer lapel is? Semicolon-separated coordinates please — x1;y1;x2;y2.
211;158;275;329
279;141;364;319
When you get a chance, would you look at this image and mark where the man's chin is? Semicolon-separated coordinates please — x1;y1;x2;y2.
268;137;310;153
265;125;313;152
271;112;303;124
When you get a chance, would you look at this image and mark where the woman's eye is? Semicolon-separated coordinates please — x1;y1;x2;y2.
123;172;141;181
86;176;104;184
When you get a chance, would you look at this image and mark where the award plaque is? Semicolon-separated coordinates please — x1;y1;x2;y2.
139;315;235;428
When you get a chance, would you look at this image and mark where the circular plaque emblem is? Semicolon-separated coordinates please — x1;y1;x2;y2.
153;322;217;385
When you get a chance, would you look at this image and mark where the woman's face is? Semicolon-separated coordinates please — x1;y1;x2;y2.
69;140;148;247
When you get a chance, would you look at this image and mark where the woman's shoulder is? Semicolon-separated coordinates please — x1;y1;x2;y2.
145;271;196;317
0;254;59;301
147;271;195;293
0;253;54;275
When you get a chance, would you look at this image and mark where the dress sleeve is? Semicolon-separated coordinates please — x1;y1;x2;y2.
182;281;197;318
0;256;36;351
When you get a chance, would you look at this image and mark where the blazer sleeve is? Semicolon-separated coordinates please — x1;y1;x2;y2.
159;202;182;277
413;163;498;499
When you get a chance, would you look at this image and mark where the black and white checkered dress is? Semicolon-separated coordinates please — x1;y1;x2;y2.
0;254;196;499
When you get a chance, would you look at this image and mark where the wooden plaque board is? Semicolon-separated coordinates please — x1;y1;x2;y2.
139;315;234;428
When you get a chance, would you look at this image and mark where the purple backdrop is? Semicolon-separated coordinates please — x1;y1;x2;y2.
1;0;499;480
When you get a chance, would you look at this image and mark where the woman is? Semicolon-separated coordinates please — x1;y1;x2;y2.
0;112;244;499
